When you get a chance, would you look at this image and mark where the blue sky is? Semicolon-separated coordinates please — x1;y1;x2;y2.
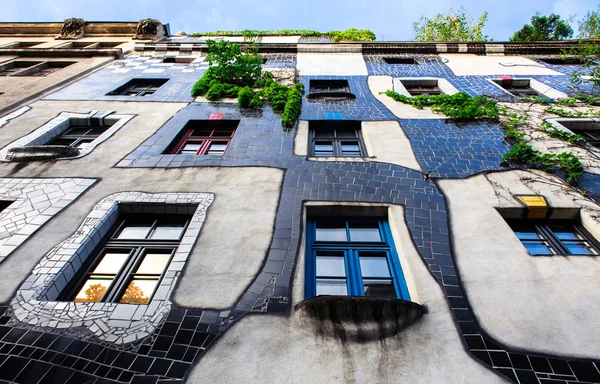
1;0;598;41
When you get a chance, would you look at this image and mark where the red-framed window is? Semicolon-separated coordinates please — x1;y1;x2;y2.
168;120;239;155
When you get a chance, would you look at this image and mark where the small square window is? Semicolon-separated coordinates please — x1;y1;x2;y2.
506;219;600;256
383;57;417;65
400;80;442;96
62;213;191;303
162;57;195;64
166;120;239;155
0;61;42;76
309;80;351;94
107;78;169;97
556;120;600;148
540;58;584;65
309;121;365;157
46;119;115;149
493;79;541;97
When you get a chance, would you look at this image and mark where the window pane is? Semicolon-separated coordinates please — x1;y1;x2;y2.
349;224;381;242
315;223;347;242
335;129;357;138
341;142;361;157
66;127;91;136
74;277;113;302
206;142;227;155
316;279;347;296
314;142;334;156
316;255;346;277
552;230;579;240
50;138;77;146
117;224;152;239
314;129;335;138
564;242;594;255
363;279;396;298
92;251;130;274
212;129;234;137
523;241;554;255
151;224;185;240
359;256;391;278
181;143;201;154
515;231;540;240
118;278;157;304
191;128;213;137
136;252;171;274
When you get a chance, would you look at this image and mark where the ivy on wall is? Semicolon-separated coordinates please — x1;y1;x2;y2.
191;39;303;127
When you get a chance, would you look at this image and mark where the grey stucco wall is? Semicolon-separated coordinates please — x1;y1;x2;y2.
439;170;600;358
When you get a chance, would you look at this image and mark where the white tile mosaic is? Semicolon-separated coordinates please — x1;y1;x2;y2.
11;191;214;345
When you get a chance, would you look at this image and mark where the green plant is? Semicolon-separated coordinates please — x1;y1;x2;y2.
540;121;587;146
412;7;488;42
545;107;600;118
189;29;376;42
384;90;499;119
191;39;304;127
510;13;573;41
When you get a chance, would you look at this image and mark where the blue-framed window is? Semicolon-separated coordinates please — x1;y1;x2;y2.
305;217;410;300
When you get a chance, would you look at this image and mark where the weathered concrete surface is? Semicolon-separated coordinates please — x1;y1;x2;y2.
440;54;563;76
188;203;507;384
0;100;283;309
439;170;600;358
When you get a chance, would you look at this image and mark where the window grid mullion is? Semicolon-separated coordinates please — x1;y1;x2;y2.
574;225;600;254
538;225;568;254
104;247;145;303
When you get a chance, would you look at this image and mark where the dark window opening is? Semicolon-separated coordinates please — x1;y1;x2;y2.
309;120;365;157
0;61;42;76
58;42;96;49
400;80;442;96
47;119;115;149
16;42;45;48
506;219;600;256
540;57;584;65
98;42;126;48
262;57;268;64
60;213;191;304
27;62;75;77
162;57;195;64
167;120;239;155
107;78;169;97
493;79;542;97
305;217;410;300
557;120;600;148
310;80;350;94
383;57;417;65
0;200;13;212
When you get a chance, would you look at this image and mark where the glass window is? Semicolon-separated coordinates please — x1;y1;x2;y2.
508;219;599;256
62;213;190;303
169;120;239;155
310;122;365;157
306;217;410;300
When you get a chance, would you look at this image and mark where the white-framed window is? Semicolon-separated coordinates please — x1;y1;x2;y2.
393;77;459;97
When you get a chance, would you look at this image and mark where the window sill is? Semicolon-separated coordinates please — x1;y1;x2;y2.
295;295;425;341
6;145;79;161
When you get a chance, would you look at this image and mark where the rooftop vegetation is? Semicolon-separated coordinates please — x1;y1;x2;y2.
190;29;376;42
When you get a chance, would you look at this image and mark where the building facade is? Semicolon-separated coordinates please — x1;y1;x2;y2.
0;19;598;384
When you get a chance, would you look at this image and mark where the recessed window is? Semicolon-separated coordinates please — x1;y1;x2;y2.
0;61;42;76
400;79;442;96
28;62;75;77
167;120;239;155
162;57;195;64
310;80;350;94
107;78;169;97
493;79;541;97
57;41;97;49
309;121;365;157
383;57;417;65
47;120;114;149
507;219;600;256
556;120;600;148
61;214;190;304
305;217;410;299
540;57;584;65
98;41;126;48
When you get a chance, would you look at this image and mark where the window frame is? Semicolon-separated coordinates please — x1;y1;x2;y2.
309;80;351;94
308;122;367;157
47;124;111;148
60;214;190;303
304;217;411;300
169;121;238;155
507;219;600;256
107;78;169;97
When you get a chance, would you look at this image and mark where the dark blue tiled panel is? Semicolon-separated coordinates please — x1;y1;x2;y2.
299;76;397;121
399;119;510;178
